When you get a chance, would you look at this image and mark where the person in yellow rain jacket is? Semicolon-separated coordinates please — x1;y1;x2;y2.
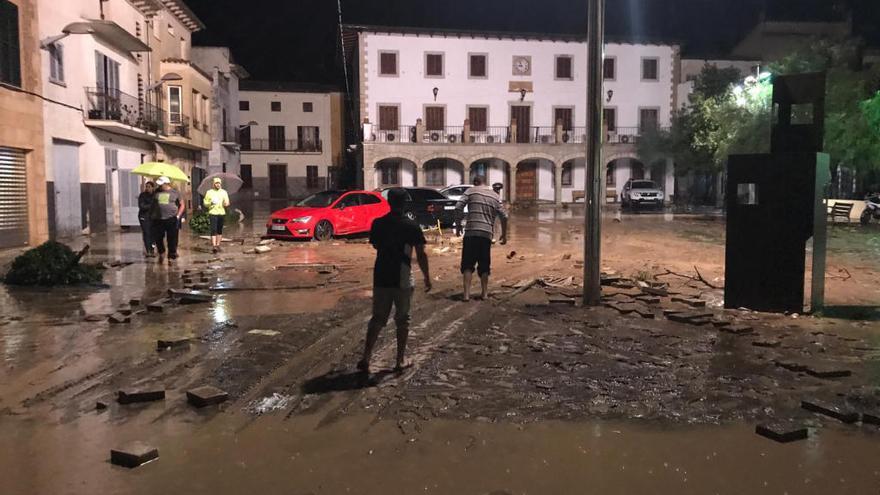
203;177;230;253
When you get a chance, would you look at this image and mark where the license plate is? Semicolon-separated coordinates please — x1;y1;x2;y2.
444;206;456;210
270;225;287;231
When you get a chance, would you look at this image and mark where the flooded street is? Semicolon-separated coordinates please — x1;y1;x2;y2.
1;205;879;494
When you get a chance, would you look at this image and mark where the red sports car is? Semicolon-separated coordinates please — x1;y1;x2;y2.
266;190;390;241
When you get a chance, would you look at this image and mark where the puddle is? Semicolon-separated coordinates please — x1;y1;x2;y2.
1;412;878;494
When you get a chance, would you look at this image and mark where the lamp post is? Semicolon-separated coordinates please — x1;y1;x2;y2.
584;0;606;306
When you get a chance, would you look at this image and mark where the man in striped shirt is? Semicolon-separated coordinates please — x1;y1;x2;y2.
455;176;508;301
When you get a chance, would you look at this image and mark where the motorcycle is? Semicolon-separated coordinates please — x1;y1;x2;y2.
860;193;880;225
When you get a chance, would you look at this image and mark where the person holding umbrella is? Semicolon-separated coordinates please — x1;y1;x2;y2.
152;176;185;264
138;181;156;257
203;177;230;253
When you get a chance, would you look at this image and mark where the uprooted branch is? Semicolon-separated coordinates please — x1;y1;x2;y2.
654;266;719;289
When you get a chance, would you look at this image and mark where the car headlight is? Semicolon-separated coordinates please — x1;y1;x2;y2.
290;216;312;223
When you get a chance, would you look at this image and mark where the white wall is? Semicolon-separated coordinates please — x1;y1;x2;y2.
362;32;677;130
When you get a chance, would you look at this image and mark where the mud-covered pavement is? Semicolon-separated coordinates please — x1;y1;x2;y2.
1;205;879;494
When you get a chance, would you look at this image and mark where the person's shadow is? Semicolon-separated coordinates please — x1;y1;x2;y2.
300;368;395;394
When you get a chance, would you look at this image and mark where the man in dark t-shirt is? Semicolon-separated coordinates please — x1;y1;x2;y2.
358;188;432;373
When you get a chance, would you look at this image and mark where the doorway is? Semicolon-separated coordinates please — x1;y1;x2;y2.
515;162;537;202
511;105;531;143
51;140;82;238
269;164;288;199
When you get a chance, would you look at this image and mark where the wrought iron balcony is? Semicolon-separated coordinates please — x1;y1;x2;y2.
84;87;164;135
242;138;323;152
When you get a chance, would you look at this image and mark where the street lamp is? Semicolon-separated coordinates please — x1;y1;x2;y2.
147;72;183;91
238;121;259;130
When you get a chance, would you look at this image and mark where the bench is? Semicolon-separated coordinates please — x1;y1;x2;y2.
827;202;854;223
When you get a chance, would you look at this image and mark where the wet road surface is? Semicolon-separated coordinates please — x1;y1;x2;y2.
1;205;879;493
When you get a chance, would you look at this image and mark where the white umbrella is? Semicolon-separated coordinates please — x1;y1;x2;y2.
198;172;244;195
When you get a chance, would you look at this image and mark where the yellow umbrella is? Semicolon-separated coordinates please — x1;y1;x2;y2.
131;162;190;183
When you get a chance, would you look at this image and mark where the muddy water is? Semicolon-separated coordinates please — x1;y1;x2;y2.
1;411;878;494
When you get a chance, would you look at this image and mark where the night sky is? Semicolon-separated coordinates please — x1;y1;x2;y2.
185;0;880;85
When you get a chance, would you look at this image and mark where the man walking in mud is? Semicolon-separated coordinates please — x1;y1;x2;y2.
358;188;432;373
455;177;508;301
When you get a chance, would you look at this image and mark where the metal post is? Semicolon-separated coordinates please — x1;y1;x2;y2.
584;0;605;305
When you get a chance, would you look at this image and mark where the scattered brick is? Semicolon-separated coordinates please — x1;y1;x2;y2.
721;324;754;335
672;296;707;308
801;400;859;423
146;298;170;312
117;389;165;404
641;286;669;297
755;423;809;443
128;298;141;306
168;289;213;304
254;245;272;254
108;313;130;324
752;339;781;348
805;365;851;379
775;360;808;372
110;442;159;468
186;385;229;408
635;295;661;305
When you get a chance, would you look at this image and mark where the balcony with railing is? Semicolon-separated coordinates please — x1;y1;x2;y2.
83;87;164;139
242;138;323;153
367;124;666;146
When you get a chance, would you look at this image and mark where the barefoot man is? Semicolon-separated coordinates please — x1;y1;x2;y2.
455;176;508;301
359;188;432;373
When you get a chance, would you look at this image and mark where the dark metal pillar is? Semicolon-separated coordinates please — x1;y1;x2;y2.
584;0;605;305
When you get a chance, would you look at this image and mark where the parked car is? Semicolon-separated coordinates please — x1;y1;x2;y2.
266;190;389;241
380;187;458;227
620;179;665;209
440;184;473;202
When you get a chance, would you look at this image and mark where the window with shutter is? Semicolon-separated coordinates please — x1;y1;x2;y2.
425;53;443;77
555;55;573;79
425;106;444;131
0;0;21;87
603;57;616;80
603;108;617;132
268;126;285;150
379;51;397;76
378;105;399;131
642;58;659;81
468;107;487;132
49;43;64;83
469;54;487;78
639;108;659;131
554;107;573;131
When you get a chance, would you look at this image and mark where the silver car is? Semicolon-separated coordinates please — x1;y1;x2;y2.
621;179;664;209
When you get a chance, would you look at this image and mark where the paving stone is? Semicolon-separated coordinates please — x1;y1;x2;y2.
671;296;707;308
128;298;141;306
548;296;576;305
146;298;170;312
117;389;165;404
752;339;781;348
156;338;190;351
801;400;859;423
186;385;229;408
600;275;622;286
607;302;636;314
635;295;661;305
662;308;685;316
634;308;656;319
117;306;133;316
110;442;159;468
862;413;880;425
805;365;852;379
640;286;669;297
755;423;808;443
720;324;754;335
254;245;272;254
108;313;131;324
711;319;731;328
167;289;213;304
775;360;808;372
667;311;713;324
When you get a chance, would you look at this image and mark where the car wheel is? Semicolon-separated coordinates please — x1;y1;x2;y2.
314;220;334;241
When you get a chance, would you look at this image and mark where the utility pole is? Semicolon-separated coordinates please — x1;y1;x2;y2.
583;0;605;305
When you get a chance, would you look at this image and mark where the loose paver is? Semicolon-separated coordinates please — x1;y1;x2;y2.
110;442;159;468
755;423;809;443
117;389;166;404
801;400;859;423
186;385;229;408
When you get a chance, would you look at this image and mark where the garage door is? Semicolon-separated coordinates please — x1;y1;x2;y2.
0;146;29;248
0;146;28;248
